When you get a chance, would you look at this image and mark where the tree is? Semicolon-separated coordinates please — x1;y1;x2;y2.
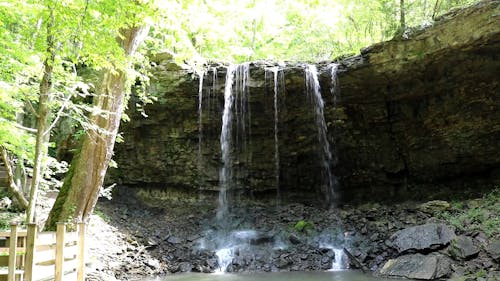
26;4;56;223
45;25;150;229
1;0;151;225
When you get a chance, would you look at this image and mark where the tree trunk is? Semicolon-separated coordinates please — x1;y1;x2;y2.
45;26;149;230
0;146;29;209
26;8;55;223
400;0;406;31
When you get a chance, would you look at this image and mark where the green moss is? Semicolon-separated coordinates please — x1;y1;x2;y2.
293;220;314;232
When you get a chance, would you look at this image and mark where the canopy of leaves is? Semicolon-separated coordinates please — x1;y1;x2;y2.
147;0;480;63
0;0;157;155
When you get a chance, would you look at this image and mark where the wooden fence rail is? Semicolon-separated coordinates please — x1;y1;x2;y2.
0;223;85;281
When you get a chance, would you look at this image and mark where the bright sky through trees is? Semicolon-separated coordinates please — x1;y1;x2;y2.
148;0;479;64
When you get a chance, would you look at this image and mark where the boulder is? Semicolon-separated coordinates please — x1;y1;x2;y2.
448;236;479;260
389;223;455;253
379;253;451;280
485;239;500;262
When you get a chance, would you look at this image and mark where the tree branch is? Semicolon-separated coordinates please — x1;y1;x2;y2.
25;100;39;118
0;146;29;210
0;118;37;133
43;92;73;137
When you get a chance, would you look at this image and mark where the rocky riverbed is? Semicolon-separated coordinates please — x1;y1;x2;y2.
86;187;499;281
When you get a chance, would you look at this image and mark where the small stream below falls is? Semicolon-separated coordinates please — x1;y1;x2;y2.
146;271;393;281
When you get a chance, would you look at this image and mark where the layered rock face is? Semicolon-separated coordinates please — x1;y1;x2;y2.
112;0;500;202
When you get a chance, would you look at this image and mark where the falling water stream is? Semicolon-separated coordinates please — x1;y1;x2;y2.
217;65;237;223
198;70;205;191
266;66;282;200
304;64;337;205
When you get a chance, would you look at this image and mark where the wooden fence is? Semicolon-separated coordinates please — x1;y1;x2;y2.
0;223;85;281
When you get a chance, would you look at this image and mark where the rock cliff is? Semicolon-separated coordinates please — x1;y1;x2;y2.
112;0;500;203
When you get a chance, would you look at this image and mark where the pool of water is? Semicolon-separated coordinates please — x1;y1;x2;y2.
144;271;392;281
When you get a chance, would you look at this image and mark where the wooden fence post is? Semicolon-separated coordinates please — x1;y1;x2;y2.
24;223;37;281
77;223;86;281
55;222;66;281
7;223;17;281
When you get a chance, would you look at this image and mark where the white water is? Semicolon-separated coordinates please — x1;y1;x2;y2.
217;65;237;222
304;64;337;206
329;63;340;106
329;63;340;169
331;248;347;271
234;63;251;184
266;66;282;199
215;64;253;272
198;70;205;190
215;247;234;273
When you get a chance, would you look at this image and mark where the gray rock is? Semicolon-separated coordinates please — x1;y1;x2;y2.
449;236;479;260
485;239;500;261
379;253;451;279
167;236;183;244
288;234;302;245
179;262;193;272
145;258;160;269
390;223;455;253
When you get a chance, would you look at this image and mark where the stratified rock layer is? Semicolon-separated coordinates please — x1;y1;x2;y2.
112;1;500;202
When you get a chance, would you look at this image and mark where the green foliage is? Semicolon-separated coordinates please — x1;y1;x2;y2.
293;220;314;232
147;0;481;63
438;188;500;238
0;212;24;231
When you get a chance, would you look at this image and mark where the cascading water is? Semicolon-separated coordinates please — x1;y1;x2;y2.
329;63;340;106
331;248;347;271
215;64;253;272
216;63;251;222
266;66;282;200
197;70;205;191
329;63;340;174
217;65;236;222
209;63;346;273
304;64;337;206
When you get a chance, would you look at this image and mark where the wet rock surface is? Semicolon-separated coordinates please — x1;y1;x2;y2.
88;187;499;280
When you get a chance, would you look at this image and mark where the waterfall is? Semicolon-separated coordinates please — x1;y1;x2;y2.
329;63;340;106
329;63;340;168
214;64;253;272
304;64;337;206
331;248;347;271
267;66;282;200
215;247;233;273
197;70;205;191
208;67;218;124
217;63;250;221
217;65;236;222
